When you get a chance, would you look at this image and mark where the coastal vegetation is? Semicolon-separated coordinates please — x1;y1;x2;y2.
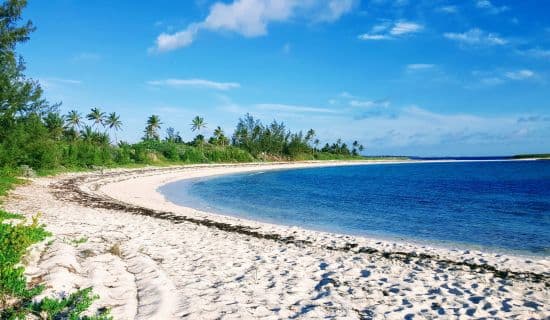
512;153;550;160
0;210;112;319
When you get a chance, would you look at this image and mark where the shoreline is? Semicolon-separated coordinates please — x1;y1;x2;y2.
5;161;549;319
98;161;548;267
157;162;547;259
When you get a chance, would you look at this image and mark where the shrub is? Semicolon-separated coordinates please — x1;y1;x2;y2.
0;212;111;319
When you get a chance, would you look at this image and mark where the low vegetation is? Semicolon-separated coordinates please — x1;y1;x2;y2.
512;153;550;160
0;209;112;319
0;208;112;319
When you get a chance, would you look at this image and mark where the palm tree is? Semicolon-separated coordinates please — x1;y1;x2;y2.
80;125;94;142
65;110;82;131
212;126;229;146
44;112;65;140
105;112;122;143
313;139;320;149
86;107;105;131
213;126;223;139
145;115;162;140
305;129;315;142
191;116;206;134
358;144;365;153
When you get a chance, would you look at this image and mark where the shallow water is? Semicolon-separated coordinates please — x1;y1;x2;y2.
160;161;550;255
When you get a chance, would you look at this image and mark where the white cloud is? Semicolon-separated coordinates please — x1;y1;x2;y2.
505;69;535;80
359;20;423;41
350;100;375;108
469;69;536;87
444;28;507;46
475;0;509;14
350;99;390;108
339;91;358;99
519;48;550;60
154;24;200;53
371;22;391;33
436;5;458;13
317;0;357;22
39;77;82;89
406;63;435;71
390;21;423;35
147;78;241;90
153;0;357;52
256;103;341;114
357;34;391;40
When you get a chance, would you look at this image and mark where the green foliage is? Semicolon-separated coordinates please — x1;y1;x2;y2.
0;210;22;222
203;146;255;163
0;210;109;319
0;173;21;203
70;237;87;245
144;114;161;141
25;287;112;320
512;153;550;159
0;214;50;306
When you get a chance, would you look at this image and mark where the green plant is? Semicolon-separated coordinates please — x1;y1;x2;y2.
70;237;88;245
0;211;22;222
0;212;110;319
0;214;50;308
26;287;112;320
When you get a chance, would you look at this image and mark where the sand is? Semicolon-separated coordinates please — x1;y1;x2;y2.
4;161;549;319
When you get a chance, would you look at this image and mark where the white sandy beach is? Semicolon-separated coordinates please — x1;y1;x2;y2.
4;161;549;319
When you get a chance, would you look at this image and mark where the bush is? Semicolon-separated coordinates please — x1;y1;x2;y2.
0;212;111;319
203;146;254;163
0;214;50;305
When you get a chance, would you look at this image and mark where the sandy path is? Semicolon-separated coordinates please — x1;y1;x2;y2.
4;162;549;319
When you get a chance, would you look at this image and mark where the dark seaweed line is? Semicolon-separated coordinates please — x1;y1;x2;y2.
51;168;549;286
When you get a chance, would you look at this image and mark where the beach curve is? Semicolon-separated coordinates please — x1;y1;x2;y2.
5;162;549;319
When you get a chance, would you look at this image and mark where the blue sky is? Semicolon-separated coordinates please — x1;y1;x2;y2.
20;0;550;156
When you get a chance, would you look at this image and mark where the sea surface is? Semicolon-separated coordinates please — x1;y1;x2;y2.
160;161;550;255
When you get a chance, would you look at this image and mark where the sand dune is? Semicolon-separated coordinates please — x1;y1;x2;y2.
6;162;549;319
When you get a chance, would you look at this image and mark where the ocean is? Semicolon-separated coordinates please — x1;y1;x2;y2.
160;160;550;255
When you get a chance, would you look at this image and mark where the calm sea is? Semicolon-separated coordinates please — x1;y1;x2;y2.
160;161;550;255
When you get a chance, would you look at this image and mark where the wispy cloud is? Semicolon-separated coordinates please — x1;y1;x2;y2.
350;99;390;108
256;103;341;114
475;0;509;14
436;5;458;14
152;0;357;52
505;69;535;80
517;115;550;123
147;78;241;90
518;48;550;60
358;34;391;40
72;52;101;62
39;77;82;89
339;91;358;99
390;22;423;35
406;63;435;71
470;69;536;87
358;20;423;41
444;28;507;47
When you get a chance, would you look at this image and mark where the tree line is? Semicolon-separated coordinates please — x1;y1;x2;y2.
0;0;365;174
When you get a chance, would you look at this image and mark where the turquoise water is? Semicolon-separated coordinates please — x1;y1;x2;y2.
160;161;550;255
